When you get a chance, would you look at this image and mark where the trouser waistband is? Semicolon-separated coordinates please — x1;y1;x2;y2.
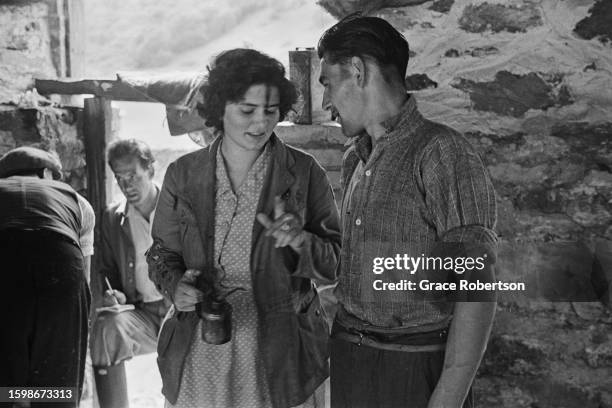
331;319;448;352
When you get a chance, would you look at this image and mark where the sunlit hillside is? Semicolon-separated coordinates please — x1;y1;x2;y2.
84;0;335;77
85;0;336;159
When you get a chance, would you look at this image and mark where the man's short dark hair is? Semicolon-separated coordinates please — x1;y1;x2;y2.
317;14;409;81
197;48;298;132
107;139;155;174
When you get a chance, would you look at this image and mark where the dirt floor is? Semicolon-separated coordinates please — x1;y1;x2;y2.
81;354;164;408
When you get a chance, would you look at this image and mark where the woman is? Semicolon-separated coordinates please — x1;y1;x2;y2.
147;49;341;408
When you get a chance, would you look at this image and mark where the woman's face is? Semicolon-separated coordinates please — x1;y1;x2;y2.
222;84;280;153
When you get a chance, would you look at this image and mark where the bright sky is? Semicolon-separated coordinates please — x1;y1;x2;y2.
112;101;200;150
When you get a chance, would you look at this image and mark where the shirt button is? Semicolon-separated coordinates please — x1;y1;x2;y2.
355;218;361;226
365;170;371;176
128;262;134;268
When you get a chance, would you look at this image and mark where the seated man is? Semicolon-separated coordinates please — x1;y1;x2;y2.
91;139;169;408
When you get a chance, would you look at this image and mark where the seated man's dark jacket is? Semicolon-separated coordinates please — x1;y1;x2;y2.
98;200;170;309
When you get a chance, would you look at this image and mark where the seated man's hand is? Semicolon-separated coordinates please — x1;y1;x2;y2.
174;269;204;312
102;289;127;306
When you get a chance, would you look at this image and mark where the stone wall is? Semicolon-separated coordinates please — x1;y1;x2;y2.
0;105;88;194
1;1;56;103
0;0;86;193
1;0;610;405
0;0;83;103
317;0;612;406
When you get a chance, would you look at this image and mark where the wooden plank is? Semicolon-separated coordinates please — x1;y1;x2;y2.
83;97;113;306
36;78;155;101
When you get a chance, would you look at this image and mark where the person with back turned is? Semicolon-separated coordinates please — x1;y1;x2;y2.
317;15;498;408
0;146;95;407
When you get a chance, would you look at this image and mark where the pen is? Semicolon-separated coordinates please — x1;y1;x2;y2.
104;277;119;305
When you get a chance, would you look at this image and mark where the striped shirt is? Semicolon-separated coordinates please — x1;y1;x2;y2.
0;176;95;256
336;95;498;332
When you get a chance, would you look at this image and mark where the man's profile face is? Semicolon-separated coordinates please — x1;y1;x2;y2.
319;56;365;138
110;155;154;208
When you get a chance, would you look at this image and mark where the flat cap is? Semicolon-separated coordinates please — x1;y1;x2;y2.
0;146;63;180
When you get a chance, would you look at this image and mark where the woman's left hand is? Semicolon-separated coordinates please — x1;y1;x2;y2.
256;196;305;251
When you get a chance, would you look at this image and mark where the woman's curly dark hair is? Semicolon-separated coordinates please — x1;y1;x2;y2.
197;48;298;132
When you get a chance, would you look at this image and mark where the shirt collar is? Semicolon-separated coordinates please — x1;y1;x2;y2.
216;146;233;199
345;94;424;162
126;202;143;220
118;184;160;218
215;141;271;197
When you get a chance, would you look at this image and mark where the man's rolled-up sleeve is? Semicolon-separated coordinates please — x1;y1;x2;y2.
421;132;498;300
76;193;96;257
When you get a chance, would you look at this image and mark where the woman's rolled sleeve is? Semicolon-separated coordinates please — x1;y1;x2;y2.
293;160;341;284
147;162;186;302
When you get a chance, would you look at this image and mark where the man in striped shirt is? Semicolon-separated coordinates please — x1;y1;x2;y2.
318;15;498;408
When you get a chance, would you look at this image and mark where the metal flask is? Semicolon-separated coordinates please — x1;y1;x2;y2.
196;299;232;345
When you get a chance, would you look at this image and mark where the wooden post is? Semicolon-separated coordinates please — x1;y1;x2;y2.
289;49;313;124
65;0;85;78
288;48;330;125
82;97;113;408
83;97;113;304
47;0;66;77
309;50;330;124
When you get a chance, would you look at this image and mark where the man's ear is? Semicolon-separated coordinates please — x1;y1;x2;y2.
42;168;54;180
350;56;367;88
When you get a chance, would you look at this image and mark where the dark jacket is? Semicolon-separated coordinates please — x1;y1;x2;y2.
147;134;341;407
98;200;140;302
98;199;169;306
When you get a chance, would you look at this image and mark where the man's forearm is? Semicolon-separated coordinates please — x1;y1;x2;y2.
83;255;91;284
427;301;496;408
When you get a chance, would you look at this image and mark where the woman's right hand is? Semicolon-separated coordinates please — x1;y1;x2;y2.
173;269;204;311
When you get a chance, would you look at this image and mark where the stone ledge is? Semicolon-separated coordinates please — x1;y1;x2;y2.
275;122;346;147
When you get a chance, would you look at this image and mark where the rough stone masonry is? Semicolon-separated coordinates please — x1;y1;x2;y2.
317;0;612;406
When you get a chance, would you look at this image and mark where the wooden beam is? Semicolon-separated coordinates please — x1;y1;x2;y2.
83;96;113;305
36;78;155;102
